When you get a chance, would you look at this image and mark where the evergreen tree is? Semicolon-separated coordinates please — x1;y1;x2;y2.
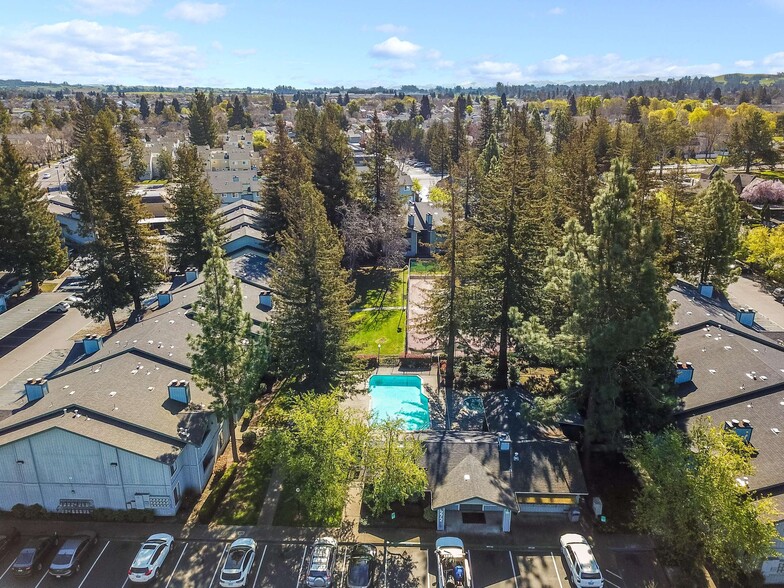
420;94;432;119
188;89;219;147
269;182;355;393
154;99;165;116
0;102;10;133
271;93;287;114
726;108;778;172
409;99;418;120
189;231;267;461
551;108;574;155
228;95;251;129
139;95;150;120
626;97;642;123
69;110;162;327
688;171;740;290
171;97;182;113
294;102;318;157
450;101;466;163
260;116;311;245
156;148;173;180
712;87;722;102
0;137;67;294
311;104;360;226
426;120;451;177
568;92;578;116
477;97;494;153
516;159;674;464
167;143;220;271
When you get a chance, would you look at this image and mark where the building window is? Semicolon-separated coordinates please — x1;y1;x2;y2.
173;484;181;505
202;451;215;472
170;461;177;476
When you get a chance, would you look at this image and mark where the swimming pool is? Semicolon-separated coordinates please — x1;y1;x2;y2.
368;374;430;430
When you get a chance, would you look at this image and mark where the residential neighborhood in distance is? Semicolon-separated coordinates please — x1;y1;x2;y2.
2;1;784;586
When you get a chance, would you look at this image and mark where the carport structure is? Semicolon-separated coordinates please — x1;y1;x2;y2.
421;432;588;533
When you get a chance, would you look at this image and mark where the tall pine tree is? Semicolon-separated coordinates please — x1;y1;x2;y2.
0;137;67;293
167;143;220;271
188;89;219;147
270;182;355;393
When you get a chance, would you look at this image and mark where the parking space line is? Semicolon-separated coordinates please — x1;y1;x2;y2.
604;579;623;588
0;561;14;581
422;547;426;588
606;569;623;579
296;545;307;588
78;540;111;588
252;544;267;588
341;546;348;583
121;576;129;587
382;544;388;588
508;551;519;588
208;542;229;588
165;542;188;588
467;550;474;585
551;552;564;588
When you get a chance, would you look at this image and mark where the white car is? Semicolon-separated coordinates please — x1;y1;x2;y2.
559;534;604;588
127;534;174;583
435;537;471;587
219;538;257;587
48;302;70;314
42;173;51;179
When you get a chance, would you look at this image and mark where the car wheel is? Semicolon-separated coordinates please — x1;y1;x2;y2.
36;562;42;571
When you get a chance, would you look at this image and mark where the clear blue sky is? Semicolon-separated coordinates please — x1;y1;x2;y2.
1;0;782;88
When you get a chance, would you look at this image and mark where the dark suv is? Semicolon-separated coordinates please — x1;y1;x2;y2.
49;532;98;577
12;533;59;576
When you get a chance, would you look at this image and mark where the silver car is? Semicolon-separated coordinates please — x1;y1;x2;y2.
128;533;174;583
219;538;257;587
306;537;338;587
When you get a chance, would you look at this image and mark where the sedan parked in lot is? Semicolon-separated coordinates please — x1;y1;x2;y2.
560;534;604;588
219;538;257;587
0;527;20;557
306;537;338;587
347;543;377;588
11;533;59;576
49;531;98;577
48;301;70;313
128;534;174;583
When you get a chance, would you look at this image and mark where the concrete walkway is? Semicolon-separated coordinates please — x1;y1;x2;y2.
349;306;405;314
256;470;284;526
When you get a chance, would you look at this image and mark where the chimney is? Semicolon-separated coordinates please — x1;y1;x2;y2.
725;418;754;444
185;267;199;283
24;378;49;402
157;291;172;308
81;334;103;355
258;289;272;309
675;361;694;385
425;212;433;226
168;380;191;404
698;282;714;298
735;307;756;328
408;214;414;228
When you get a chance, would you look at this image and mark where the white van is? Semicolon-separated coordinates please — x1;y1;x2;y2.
560;534;604;587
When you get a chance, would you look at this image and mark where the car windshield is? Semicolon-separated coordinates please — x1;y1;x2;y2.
15;548;35;566
348;560;369;584
224;548;247;571
222;571;242;580
311;546;331;571
51;550;75;566
133;544;157;567
583;571;602;579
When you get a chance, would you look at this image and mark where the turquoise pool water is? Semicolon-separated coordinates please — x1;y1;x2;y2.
369;374;430;430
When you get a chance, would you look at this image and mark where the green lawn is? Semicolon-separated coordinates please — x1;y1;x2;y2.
273;485;342;527
214;449;272;525
409;258;443;275
352;267;407;309
756;169;784;181
350;309;406;355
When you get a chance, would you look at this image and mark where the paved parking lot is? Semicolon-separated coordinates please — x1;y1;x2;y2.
0;536;631;588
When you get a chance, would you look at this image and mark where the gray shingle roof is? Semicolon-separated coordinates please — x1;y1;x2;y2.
421;432;587;510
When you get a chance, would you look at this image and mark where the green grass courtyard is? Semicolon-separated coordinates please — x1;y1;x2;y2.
349;267;408;356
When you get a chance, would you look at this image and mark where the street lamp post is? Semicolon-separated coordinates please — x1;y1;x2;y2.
377;343;381;373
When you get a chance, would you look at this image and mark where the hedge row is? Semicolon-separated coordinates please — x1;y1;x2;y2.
198;463;238;524
9;503;155;523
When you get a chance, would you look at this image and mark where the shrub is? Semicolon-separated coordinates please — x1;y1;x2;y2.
11;503;48;520
198;463;238;524
92;508;154;523
242;430;257;448
423;507;437;522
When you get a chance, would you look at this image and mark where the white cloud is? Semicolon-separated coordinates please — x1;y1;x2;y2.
0;20;201;85
548;7;565;15
376;23;408;34
469;61;524;83
762;52;784;69
735;60;755;68
232;48;257;57
211;40;224;51
72;0;151;15
525;53;723;81
166;2;227;24
371;37;421;59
